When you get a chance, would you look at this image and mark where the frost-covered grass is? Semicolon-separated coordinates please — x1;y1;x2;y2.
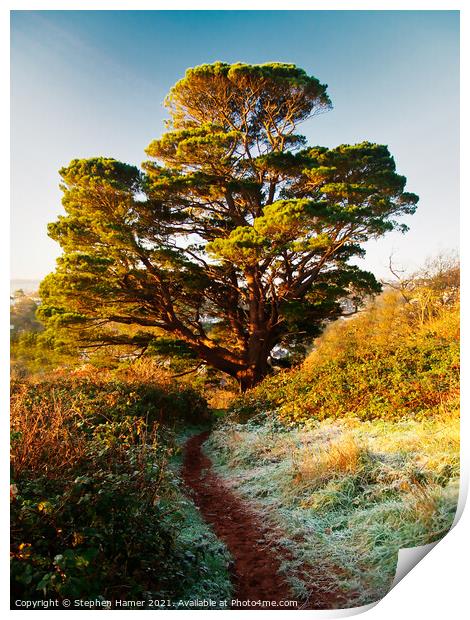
206;410;459;607
167;493;234;608
205;264;460;608
168;426;234;608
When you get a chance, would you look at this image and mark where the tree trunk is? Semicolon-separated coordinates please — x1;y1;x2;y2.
236;363;270;392
177;322;274;392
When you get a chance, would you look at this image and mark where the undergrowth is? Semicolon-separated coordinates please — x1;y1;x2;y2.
230;264;459;425
10;368;232;608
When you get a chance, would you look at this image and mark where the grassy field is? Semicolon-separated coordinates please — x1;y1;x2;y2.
206;412;458;607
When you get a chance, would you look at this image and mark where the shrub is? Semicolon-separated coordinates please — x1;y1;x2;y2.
10;373;231;606
229;266;459;425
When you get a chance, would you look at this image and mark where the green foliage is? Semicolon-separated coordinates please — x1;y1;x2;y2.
11;371;208;452
39;62;418;390
147;336;198;359
11;463;232;606
11;328;78;376
10;290;42;337
10;291;65;374
230;267;459;424
10;375;232;606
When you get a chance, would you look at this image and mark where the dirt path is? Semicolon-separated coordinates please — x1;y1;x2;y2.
182;431;298;609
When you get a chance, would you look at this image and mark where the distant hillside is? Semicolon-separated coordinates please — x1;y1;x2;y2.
10;279;41;295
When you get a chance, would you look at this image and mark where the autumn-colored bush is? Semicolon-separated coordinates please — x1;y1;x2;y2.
10;373;231;606
229;261;459;425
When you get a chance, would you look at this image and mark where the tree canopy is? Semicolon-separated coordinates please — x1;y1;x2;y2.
39;62;418;390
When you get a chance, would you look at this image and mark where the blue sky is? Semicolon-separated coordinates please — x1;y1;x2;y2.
11;10;459;280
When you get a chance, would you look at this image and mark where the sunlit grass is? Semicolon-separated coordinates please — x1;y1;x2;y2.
206;410;459;607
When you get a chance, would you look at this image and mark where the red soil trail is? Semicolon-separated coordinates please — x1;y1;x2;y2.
182;431;298;609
